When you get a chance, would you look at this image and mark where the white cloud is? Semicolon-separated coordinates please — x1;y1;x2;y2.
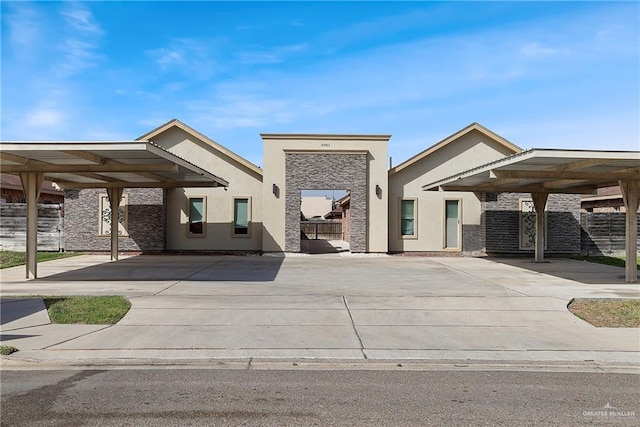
3;3;42;51
25;107;65;128
136;3;637;155
61;2;103;35
2;1;636;153
53;3;104;77
55;39;102;76
8;81;72;138
237;43;309;64
520;42;562;58
155;49;184;66
148;38;222;79
187;95;294;129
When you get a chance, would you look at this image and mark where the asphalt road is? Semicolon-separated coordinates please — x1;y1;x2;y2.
1;368;638;426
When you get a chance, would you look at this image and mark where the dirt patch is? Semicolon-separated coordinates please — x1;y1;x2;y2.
568;298;640;328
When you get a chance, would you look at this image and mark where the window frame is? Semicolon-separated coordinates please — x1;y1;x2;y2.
399;197;418;239
186;196;207;238
232;196;252;238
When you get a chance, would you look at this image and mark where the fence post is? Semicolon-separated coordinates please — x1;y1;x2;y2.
58;203;63;252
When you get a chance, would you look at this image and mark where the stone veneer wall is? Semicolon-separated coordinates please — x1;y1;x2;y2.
482;192;581;255
64;188;165;252
285;153;367;252
462;224;483;253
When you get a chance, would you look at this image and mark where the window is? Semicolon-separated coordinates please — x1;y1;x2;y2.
233;197;251;237
188;197;206;237
98;193;128;237
400;199;417;238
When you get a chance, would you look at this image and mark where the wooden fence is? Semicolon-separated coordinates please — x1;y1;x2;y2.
0;203;63;251
580;212;640;256
300;220;343;240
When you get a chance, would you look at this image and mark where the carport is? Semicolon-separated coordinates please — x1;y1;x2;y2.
423;149;640;282
1;141;228;279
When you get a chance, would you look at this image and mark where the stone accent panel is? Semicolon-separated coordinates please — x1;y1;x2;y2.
64;188;165;252
482;192;581;255
285;153;367;252
462;224;483;253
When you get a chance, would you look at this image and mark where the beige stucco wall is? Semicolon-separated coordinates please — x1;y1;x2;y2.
301;196;333;219
388;129;517;252
262;135;389;252
148;127;263;251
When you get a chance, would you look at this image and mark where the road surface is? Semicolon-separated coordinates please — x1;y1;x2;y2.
1;368;638;425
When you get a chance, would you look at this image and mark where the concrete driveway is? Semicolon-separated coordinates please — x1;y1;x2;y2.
1;254;639;365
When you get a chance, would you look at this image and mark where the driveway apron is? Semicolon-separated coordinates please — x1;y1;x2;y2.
1;254;638;363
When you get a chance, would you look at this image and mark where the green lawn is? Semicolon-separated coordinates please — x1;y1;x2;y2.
1;295;130;325
0;295;130;356
571;255;640;269
0;250;77;269
43;296;131;324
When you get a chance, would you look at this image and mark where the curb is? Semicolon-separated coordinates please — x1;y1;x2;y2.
2;354;639;374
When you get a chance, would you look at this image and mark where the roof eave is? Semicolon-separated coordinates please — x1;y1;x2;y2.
137;119;263;177
389;122;522;176
422;149;640;193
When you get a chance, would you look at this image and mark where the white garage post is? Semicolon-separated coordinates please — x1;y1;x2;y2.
620;180;639;283
19;172;44;279
531;192;549;263
107;188;124;261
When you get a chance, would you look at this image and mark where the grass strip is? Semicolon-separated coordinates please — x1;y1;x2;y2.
0;251;78;269
43;296;131;324
570;255;640;269
568;299;640;328
0;345;19;355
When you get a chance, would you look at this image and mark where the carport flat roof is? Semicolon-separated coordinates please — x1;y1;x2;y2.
422;148;640;194
0;141;228;189
421;148;640;283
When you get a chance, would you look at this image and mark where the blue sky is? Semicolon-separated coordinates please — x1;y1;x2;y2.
2;1;639;168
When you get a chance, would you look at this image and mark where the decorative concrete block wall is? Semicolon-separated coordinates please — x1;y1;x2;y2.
482;192;581;255
64;188;165;252
285;153;367;252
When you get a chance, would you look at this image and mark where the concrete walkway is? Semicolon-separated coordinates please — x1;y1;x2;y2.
1;254;638;367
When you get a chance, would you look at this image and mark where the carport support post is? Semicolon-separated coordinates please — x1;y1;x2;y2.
107;188;124;261
19;173;44;279
620;180;639;283
531;192;548;263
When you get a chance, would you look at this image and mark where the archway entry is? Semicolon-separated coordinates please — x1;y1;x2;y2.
300;188;349;254
285;152;367;252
